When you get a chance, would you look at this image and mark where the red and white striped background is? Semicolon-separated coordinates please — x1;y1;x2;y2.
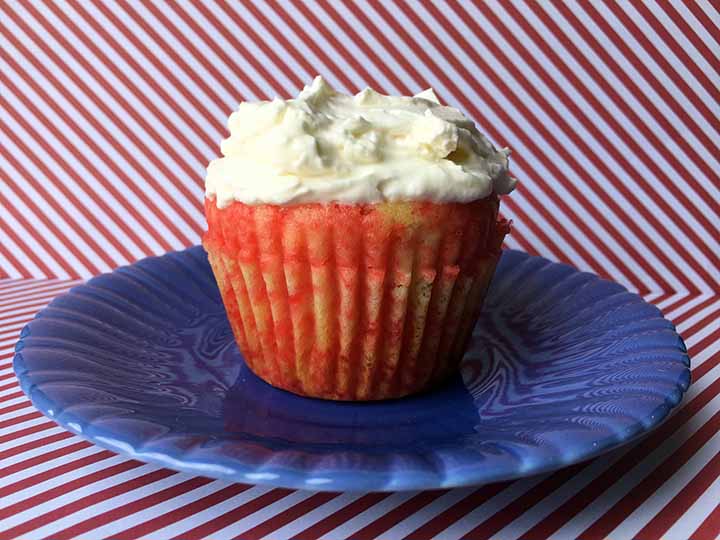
1;1;719;538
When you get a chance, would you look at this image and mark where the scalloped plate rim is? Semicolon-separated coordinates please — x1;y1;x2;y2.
12;247;691;492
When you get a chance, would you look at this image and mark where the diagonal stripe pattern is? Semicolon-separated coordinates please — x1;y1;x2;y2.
1;0;719;539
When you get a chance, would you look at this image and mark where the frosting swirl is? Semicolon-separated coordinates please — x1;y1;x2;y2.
206;76;516;207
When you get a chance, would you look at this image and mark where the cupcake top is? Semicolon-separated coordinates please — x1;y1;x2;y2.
206;76;517;208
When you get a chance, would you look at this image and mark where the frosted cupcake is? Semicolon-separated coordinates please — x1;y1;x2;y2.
203;77;516;401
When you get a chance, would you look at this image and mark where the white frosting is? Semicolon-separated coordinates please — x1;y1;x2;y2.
206;76;517;207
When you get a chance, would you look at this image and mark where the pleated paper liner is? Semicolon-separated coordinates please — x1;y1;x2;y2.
204;198;509;401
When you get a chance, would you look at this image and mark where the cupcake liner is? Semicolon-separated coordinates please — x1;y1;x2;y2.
204;198;508;401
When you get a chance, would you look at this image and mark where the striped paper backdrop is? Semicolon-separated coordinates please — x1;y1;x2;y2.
1;1;719;538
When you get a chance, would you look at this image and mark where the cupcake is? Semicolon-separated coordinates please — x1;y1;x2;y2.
203;76;516;401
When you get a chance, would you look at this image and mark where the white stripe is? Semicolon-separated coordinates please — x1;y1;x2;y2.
0;250;23;280
490;448;633;539
698;0;720;29
323;492;416;540
551;361;720;538
2;453;130;506
288;0;401;93
263;492;365;540
686;317;720;348
0;413;48;432
253;1;347;93
504;0;718;289
178;1;282;99
0;464;167;536
664;467;720;540
4;10;197;246
141;485;274;539
0;98;148;262
667;0;720;59
203;0;299;96
213;489;314;539
0;210;63;278
228;3;314;91
464;0;700;292
0;283;75;307
0;169;92;277
609;430;720;539
0;70;167;254
333;1;425;91
0;434;83;469
0;280;73;297
578;1;720;176
86;479;230;540
1;445;104;487
148;0;260;102
677;298;720;334
115;1;237;109
68;0;221;146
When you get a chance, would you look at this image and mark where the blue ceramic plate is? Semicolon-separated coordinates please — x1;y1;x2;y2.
14;247;690;491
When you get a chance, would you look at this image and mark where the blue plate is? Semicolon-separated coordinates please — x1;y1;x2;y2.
13;247;690;491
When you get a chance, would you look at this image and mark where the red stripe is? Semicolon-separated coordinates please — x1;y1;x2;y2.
316;2;412;94
517;335;720;539
0;373;17;383
580;408;720;538
120;3;227;113
693;501;720;540
0;390;23;404
82;1;222;142
0;38;162;257
660;2;720;78
293;494;390;540
519;2;716;291
206;1;302;93
1;128;133;268
390;1;645;290
0;430;73;462
0;410;42;432
682;0;720;41
588;3;720;210
581;1;720;233
44;1;213;171
41;2;203;241
0;204;56;278
236;492;339;540
51;476;214;540
3;7;185;253
269;4;357;92
351;491;446;540
592;0;720;161
0;440;92;479
0;468;174;540
0;176;97;276
666;295;718;326
464;464;586;540
404;483;510;540
112;483;252;539
0;420;54;444
632;1;720;107
344;5;428;89
442;1;674;293
172;488;294;540
0;449;114;499
637;449;720;539
0;381;18;392
0;241;31;279
161;2;265;100
0;283;75;307
293;2;386;90
242;2;317;87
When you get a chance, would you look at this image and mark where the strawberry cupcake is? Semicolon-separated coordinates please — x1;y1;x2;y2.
203;76;516;401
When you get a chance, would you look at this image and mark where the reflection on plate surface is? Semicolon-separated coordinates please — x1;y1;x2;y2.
14;246;690;491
